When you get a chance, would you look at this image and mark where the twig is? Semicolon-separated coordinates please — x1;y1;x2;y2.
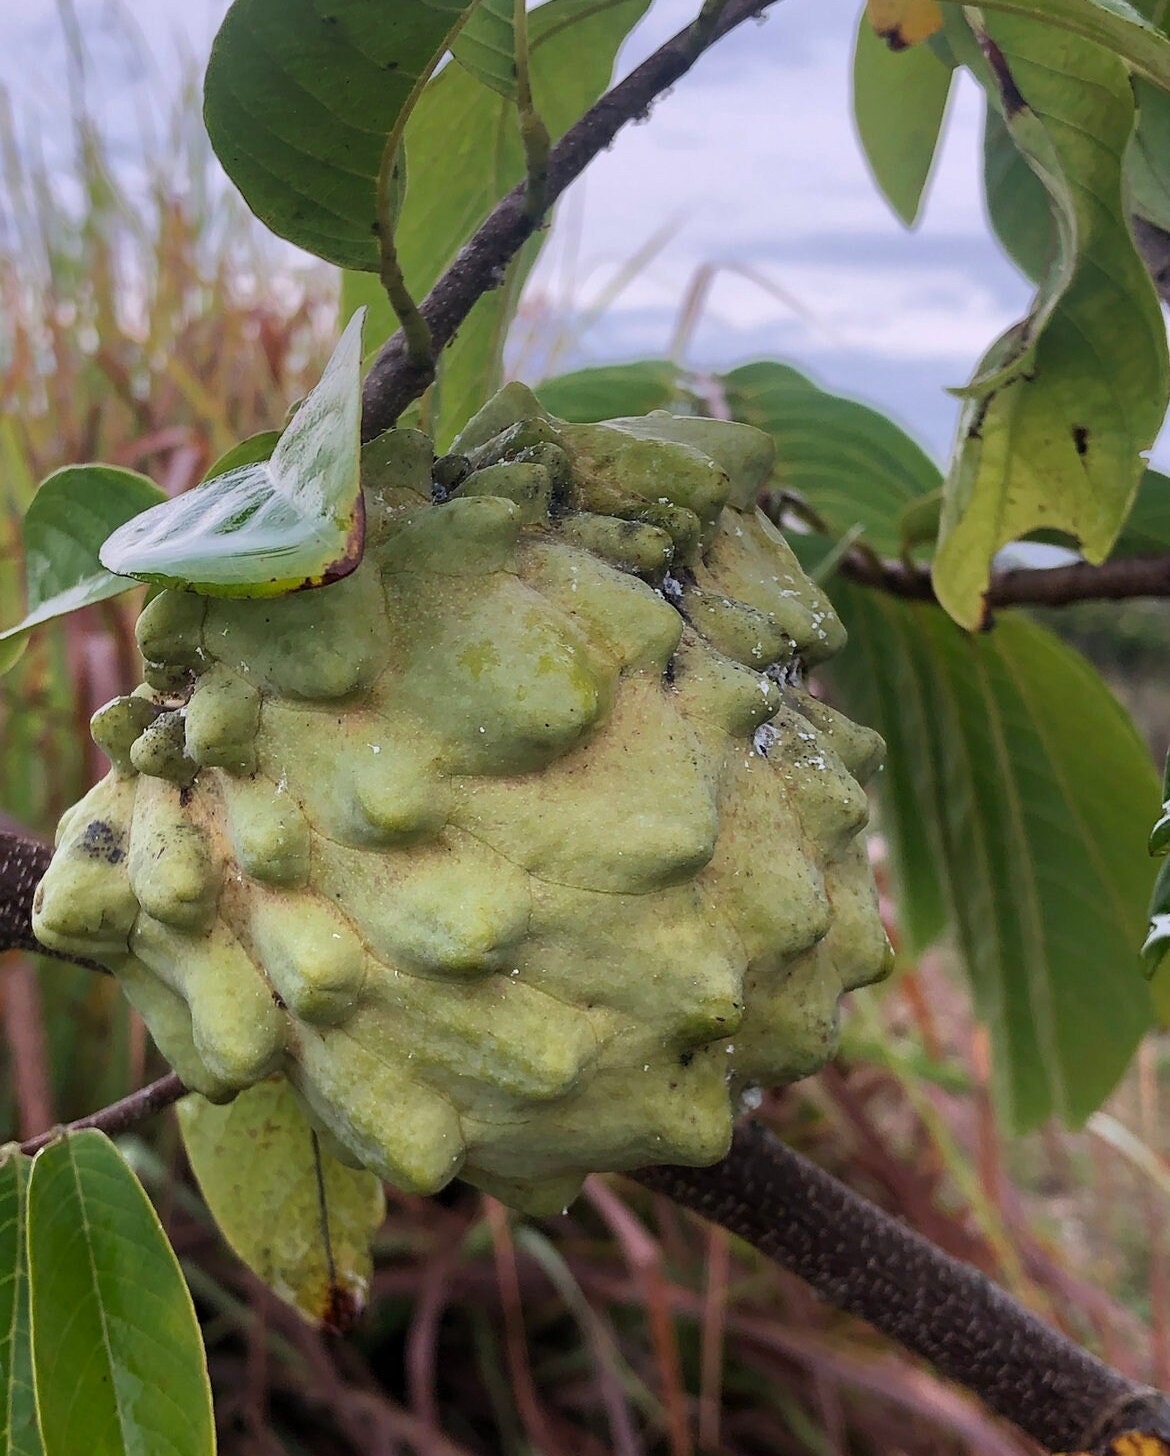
837;548;1170;611
359;0;780;440
632;1121;1170;1455
19;1071;186;1156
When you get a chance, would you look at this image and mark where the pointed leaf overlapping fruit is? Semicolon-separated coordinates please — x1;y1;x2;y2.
341;0;652;445
0;1154;41;1456
0;466;165;675
26;1131;213;1456
721;360;941;558
933;12;1169;628
178;1080;385;1330
100;311;365;597
203;0;487;271
535;361;681;423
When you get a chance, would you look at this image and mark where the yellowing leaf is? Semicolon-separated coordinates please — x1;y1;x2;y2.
178;1079;385;1330
1057;1435;1170;1455
866;0;943;48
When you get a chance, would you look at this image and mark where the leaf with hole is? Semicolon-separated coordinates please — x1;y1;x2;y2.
826;584;1157;1128
27;1130;213;1456
100;311;365;597
203;0;486;270
178;1080;384;1330
933;12;1169;627
0;466;165;675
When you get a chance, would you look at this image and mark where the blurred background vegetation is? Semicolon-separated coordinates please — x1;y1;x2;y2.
2;15;1170;1456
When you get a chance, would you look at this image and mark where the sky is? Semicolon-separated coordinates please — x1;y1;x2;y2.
0;0;1046;462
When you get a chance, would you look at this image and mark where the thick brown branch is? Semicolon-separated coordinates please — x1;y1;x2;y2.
360;0;778;440
633;1121;1170;1455
19;1071;186;1155
27;1070;1159;1452
840;549;1170;611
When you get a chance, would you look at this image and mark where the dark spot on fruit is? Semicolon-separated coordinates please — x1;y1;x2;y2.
679;1050;694;1068
1072;425;1089;457
179;785;194;808
663;657;677;687
273;991;287;1010
79;820;124;865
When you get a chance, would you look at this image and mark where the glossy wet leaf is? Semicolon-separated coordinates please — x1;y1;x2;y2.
827;584;1157;1128
342;0;651;446
933;13;1169;627
454;0;516;97
178;1081;384;1329
854;8;954;224
203;0;484;271
100;311;365;597
721;360;941;557
535;361;681;423
0;1155;42;1456
26;1130;213;1456
0;466;165;673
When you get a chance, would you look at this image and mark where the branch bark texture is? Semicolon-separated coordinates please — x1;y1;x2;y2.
359;0;779;440
633;1122;1170;1455
839;550;1170;612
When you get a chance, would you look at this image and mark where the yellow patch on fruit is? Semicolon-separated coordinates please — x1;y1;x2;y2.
865;0;943;49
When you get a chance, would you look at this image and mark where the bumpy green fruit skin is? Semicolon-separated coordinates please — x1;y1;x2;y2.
33;388;891;1213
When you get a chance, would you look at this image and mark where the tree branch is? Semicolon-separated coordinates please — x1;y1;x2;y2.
359;0;779;440
18;1071;186;1156
837;548;1170;612
633;1122;1170;1456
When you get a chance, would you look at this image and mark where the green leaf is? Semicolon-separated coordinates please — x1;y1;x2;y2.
1129;77;1170;231
178;1080;384;1330
0;1155;42;1456
983;105;1053;282
27;1130;213;1456
454;0;516;97
1144;856;1170;993
203;0;483;271
827;585;1157;1129
948;0;1170;87
1150;748;1170;855
0;466;165;672
344;0;652;446
535;360;681;422
933;13;1169;627
853;10;955;226
201;429;281;482
1113;469;1170;552
721;360;941;557
100;311;365;597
